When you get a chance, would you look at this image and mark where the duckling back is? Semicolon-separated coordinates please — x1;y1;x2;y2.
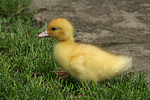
70;43;132;82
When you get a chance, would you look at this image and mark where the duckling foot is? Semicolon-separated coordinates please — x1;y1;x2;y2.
53;67;71;79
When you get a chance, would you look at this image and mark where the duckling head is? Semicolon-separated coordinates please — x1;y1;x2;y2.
38;18;74;41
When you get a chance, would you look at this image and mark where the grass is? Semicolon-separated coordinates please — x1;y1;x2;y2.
0;0;150;99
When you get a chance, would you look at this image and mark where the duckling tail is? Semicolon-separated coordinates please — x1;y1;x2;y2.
115;56;132;74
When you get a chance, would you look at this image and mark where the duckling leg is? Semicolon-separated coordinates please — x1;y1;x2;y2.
53;67;71;79
59;74;71;79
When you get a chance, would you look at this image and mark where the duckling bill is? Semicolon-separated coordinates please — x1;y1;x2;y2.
38;18;132;83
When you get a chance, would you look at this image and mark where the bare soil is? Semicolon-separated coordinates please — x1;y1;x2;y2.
30;0;150;80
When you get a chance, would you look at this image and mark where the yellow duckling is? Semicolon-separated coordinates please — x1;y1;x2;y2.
38;18;132;83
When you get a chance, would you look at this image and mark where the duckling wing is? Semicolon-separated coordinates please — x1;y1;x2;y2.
69;55;85;78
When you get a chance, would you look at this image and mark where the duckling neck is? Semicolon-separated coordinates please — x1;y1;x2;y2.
59;36;75;44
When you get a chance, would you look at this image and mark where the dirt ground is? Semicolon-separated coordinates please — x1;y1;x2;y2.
30;0;150;80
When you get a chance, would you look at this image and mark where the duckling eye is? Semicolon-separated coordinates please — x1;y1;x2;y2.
51;27;56;31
